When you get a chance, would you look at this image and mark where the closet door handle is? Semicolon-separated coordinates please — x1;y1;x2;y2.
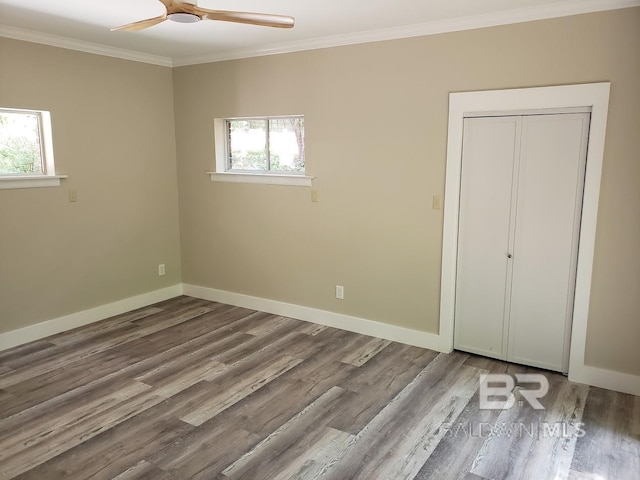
507;254;513;259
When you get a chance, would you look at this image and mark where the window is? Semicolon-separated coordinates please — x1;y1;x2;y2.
0;107;65;189
211;115;311;186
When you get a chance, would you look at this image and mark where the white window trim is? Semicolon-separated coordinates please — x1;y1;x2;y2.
208;171;312;187
210;117;312;187
0;109;67;189
0;174;68;190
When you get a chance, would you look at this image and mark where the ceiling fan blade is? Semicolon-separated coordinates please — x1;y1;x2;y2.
111;15;167;32
195;8;294;28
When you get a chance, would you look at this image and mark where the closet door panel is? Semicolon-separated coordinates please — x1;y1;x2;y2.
454;117;519;359
507;113;590;372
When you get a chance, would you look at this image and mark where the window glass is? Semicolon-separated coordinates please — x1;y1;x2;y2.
0;110;44;175
226;116;304;174
269;117;304;173
228;119;268;171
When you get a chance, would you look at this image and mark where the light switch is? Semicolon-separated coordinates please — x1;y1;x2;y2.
432;194;442;210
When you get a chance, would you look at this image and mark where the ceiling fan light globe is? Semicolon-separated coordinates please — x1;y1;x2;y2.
167;13;201;24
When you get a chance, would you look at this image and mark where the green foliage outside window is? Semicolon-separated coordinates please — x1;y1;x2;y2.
0;112;43;175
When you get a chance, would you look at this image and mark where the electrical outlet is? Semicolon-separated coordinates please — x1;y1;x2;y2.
335;285;344;300
158;264;165;276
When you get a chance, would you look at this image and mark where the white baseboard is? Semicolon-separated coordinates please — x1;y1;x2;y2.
569;364;640;397
184;284;640;396
182;283;448;353
2;282;637;398
0;285;183;352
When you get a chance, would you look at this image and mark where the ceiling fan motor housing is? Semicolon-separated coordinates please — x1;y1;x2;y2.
167;12;201;23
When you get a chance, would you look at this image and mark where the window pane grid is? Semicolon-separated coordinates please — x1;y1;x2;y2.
0;109;45;176
225;116;304;174
266;119;271;171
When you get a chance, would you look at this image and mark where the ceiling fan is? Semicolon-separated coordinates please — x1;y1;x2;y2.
111;0;294;31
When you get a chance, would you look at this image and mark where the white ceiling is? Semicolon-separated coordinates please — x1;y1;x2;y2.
0;0;637;66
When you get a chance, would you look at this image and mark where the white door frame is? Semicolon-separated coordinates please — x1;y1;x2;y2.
439;82;610;382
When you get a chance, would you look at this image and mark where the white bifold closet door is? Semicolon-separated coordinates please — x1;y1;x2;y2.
454;112;590;373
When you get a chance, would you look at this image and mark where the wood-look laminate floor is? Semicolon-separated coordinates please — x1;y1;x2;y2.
0;296;638;480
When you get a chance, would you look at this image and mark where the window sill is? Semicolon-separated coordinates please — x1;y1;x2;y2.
0;175;68;190
208;172;313;187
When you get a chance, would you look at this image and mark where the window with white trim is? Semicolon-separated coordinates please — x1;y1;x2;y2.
211;115;311;186
0;107;64;189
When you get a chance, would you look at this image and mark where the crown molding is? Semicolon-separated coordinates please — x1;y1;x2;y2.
172;0;640;66
0;24;173;67
1;0;638;68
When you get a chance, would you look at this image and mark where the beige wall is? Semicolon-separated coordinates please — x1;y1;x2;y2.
0;9;637;376
0;38;181;333
173;8;640;375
